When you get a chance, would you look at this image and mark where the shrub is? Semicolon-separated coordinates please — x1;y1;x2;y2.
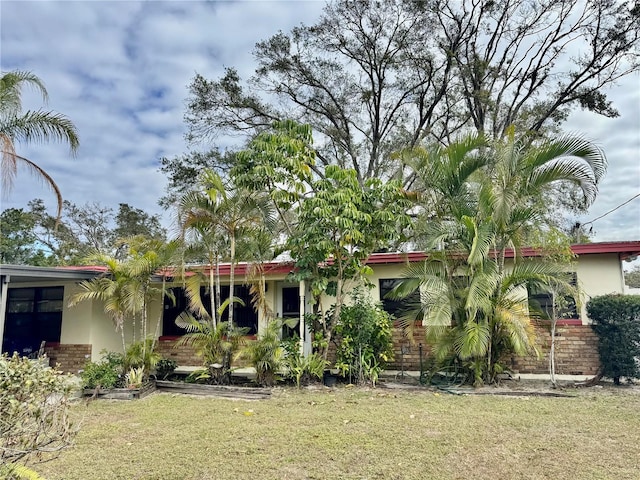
283;350;328;388
244;321;285;386
123;339;161;375
333;288;394;385
0;353;77;468
80;350;124;389
587;294;640;384
155;358;178;380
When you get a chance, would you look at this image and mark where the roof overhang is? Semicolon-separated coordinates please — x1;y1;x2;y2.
366;241;640;265
0;264;107;284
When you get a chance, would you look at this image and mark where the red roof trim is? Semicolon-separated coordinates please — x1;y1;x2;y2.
366;241;640;265
38;241;640;277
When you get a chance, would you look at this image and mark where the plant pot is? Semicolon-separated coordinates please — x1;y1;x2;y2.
323;370;338;387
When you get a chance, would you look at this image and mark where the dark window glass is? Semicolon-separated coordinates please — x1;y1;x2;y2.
528;273;579;320
162;284;258;336
379;279;420;319
3;287;63;355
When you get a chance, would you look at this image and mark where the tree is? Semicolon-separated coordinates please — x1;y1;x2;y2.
69;238;181;357
0;199;167;266
158;149;236;208
179;169;275;329
395;130;606;384
234;121;410;359
184;0;638;187
0;208;38;264
286;165;410;360
624;264;640;288
0;70;79;219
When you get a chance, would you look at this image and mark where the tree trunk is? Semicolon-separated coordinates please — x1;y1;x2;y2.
228;232;235;329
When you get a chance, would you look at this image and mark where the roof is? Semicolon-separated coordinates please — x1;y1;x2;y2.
366;241;640;265
1;241;638;281
0;264;108;284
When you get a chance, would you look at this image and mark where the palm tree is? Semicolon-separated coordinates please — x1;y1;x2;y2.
397;130;607;384
68;254;133;353
179;169;275;329
1;71;79;220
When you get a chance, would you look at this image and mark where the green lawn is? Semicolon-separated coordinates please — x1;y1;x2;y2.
37;385;640;480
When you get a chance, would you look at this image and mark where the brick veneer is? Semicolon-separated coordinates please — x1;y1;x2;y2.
385;323;427;370
382;322;599;375
158;322;600;376
510;323;600;375
44;343;92;374
156;337;200;365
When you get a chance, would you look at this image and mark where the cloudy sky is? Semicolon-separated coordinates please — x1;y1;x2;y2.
1;0;639;244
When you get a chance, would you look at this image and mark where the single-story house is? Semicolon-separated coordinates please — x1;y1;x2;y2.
1;241;639;376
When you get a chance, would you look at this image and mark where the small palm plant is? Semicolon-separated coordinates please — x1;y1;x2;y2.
243;320;285;386
175;316;247;384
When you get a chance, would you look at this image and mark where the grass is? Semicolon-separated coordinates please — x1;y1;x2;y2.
36;385;640;480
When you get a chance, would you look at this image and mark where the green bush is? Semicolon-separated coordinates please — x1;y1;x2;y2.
124;339;161;375
155;358;178;380
80;351;124;389
0;353;77;467
587;294;640;384
283;350;327;388
244;321;285;386
333;287;394;385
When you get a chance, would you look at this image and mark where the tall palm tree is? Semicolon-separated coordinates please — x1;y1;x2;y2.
397;130;607;384
0;70;79;219
179;169;275;329
68;254;133;353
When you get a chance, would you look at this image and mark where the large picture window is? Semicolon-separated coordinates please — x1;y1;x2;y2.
528;273;579;320
2;287;64;355
379;279;420;319
162;285;258;336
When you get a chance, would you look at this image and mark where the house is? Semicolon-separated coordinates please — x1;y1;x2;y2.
1;241;639;376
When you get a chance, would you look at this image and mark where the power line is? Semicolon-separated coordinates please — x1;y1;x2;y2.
582;192;640;227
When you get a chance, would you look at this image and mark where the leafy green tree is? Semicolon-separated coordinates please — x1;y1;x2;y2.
286;165;410;360
0;199;167;266
158;149;236;208
0;208;38;264
0;70;79;219
624;265;640;288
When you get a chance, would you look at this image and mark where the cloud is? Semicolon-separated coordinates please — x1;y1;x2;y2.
1;0;638;244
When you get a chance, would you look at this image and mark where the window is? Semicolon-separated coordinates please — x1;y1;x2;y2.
528;273;579;320
162;285;258;336
2;287;64;355
379;279;420;319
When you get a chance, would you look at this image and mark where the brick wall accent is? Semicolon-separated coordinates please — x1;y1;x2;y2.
156;337;201;366
510;323;600;375
386;323;427;370
44;343;92;374
375;322;599;375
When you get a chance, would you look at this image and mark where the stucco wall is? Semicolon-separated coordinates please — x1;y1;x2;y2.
575;253;624;322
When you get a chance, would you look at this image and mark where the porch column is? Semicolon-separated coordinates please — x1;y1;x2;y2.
0;275;9;353
298;280;305;355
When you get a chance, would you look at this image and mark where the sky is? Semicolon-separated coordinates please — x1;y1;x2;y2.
1;0;639;245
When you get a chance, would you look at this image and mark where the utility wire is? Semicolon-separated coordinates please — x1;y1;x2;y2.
582;192;640;227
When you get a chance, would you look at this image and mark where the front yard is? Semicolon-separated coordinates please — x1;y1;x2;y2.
38;384;640;480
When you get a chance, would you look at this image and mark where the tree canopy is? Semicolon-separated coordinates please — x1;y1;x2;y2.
184;0;638;187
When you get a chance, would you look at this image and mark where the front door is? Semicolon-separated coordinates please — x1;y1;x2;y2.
280;286;300;339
